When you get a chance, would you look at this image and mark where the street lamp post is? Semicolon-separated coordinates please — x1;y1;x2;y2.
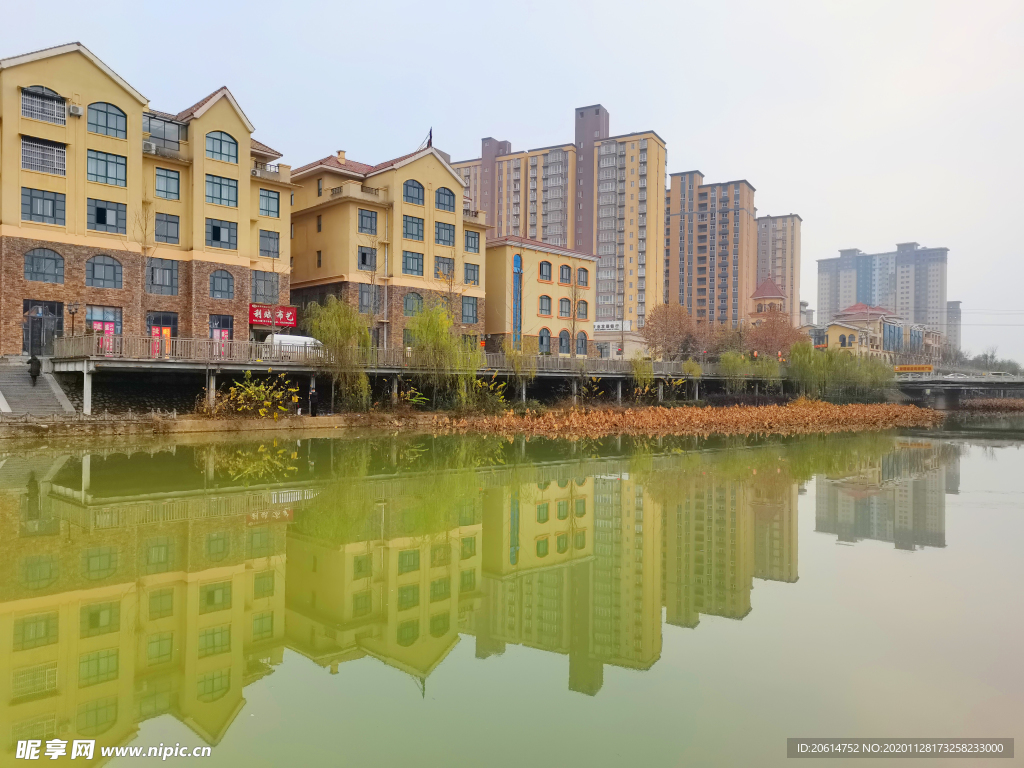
67;302;80;337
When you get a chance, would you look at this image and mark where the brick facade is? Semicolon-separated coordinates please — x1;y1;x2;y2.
0;236;291;355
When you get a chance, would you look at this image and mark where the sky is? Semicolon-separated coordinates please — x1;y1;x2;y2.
2;0;1022;359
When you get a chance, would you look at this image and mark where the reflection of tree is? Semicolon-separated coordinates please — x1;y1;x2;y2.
193;441;299;485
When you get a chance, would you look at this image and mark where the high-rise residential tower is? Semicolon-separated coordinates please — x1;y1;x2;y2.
946;300;961;351
756;214;802;327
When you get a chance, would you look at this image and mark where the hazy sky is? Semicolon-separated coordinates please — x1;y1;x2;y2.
3;0;1021;358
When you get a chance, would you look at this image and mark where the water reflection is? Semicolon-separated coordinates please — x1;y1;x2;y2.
0;433;964;755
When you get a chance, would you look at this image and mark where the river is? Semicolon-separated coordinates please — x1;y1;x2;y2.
1;429;1020;766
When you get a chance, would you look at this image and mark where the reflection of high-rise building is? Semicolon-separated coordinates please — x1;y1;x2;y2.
815;440;956;550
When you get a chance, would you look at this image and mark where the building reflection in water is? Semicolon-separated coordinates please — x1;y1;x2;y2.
0;434;962;755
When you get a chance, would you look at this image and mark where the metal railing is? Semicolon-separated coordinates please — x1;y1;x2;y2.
254;161;280;174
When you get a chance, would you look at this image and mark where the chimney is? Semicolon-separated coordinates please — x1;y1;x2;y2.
336;150;346;161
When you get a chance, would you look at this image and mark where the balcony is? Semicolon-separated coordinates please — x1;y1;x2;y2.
463;208;487;226
330;183;387;205
143;141;187;163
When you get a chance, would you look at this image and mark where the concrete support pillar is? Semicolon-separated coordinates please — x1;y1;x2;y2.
82;363;92;416
616;380;623;404
658;380;664;403
207;370;216;410
81;454;91;503
572;378;578;406
521;383;526;403
391;375;399;407
694;379;699;401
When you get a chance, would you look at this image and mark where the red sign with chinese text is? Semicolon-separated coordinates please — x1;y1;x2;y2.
246;508;294;526
249;304;297;327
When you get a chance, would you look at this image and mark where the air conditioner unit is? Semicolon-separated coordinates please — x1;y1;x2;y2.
142;141;156;154
251;169;260;177
68;104;84;117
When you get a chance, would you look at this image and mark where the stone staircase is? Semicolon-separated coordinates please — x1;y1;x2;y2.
0;360;74;415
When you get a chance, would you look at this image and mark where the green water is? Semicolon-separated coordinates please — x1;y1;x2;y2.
1;430;1021;766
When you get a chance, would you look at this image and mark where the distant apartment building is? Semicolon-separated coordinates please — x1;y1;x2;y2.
946;300;961;351
453;105;667;353
817;242;948;334
665;172;758;327
755;214;802;327
0;43;292;355
799;301;814;326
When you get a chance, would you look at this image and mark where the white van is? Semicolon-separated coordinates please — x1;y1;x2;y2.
265;334;323;360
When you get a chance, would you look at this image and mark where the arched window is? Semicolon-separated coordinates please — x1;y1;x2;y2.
559;264;571;283
430;613;450;638
435;187;455;211
539;295;551;315
559;298;570;317
558;330;570;354
577;301;588;320
538;328;551;354
576;331;588;355
87;102;126;139
536;538;549;557
206;131;238;163
577;267;589;287
539;261;552;281
85;255;122;289
82;547;118;580
403;179;424;205
404;292;423;316
757;303;764;313
196;669;231;703
210;270;234;299
397;619;419;647
839;334;847;347
24;248;63;284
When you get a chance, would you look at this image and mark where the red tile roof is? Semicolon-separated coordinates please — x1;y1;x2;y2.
750;277;786;299
836;302;891;315
174;86;228;123
291;154;376;177
250;138;282;160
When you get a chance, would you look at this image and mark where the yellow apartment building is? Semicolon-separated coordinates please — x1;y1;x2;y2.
666;172;758;328
0;43;292;354
483;236;596;356
756;214;802;327
289;147;488;347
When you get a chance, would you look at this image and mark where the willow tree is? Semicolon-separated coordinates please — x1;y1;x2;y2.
503;334;538;403
302;295;371;411
406;301;482;408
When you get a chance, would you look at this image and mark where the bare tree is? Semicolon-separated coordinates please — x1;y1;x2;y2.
639;304;696;361
359;234;387;349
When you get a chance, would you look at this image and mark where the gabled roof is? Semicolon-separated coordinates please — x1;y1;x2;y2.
750;277;786;300
486;235;599;262
250;138;282;160
172;86;255;133
0;42;147;105
292;146;466;187
291;153;375;179
365;147;466;187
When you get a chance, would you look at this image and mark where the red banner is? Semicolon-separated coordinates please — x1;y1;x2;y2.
246;508;294;526
249;304;297;327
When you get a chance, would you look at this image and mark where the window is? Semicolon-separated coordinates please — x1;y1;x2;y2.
460;569;476;592
87;103;127;138
153;169;181;202
24;249;64;284
252;612;274;642
575;498;586;516
358;208;377;234
435;256;455;279
539;295;552;315
316;250;322;268
148;588;174;620
354;554;371;579
430;577;451;602
87;150;127;186
259;230;280;258
358;246;377;271
397;620;419;647
431;544;451;567
576;331;588;355
13;661;58;699
21;188;65;225
559;264;572;283
146;258;179;295
539;261;552;281
461;537;476;560
402;250;424;276
353;591;372;617
577;267;589;286
77;697;118;736
209;315;233;340
146;311;178;337
398;549;420;574
574;531;586;550
79;648;119;687
316;215;322;232
87;199;126;233
197;669;230;702
148;633;173;665
403;179;424;205
537;503;549;523
22;137;66;176
577;301;588;320
464;263;479;285
539;328;551;353
80;601;121;638
199;581;232;614
403;215;424;241
206;131;238;163
358;284;381;314
210;270;234;299
145;538;173;574
557;534;568;553
435;186;456;211
198;626;231;657
83;547;118;580
155;213;180;244
14;612;59;650
254;570;275;599
559;298;571;317
559;330;570;353
144;115;185;149
465;230;480;253
557;500;568;519
462;296;478;324
430;613;450;638
398;584;420;610
206;532;229;561
21;86;65;125
404;292;423;316
259;189;280;218
317;179;323;197
536;538;549;557
402;329;416;347
435;221;455;246
206;174;238;206
252;271;279;304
